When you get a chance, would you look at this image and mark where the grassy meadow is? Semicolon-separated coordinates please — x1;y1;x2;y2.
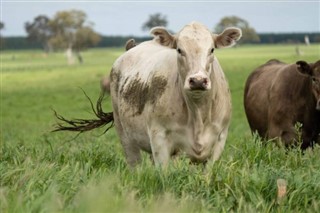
1;44;320;212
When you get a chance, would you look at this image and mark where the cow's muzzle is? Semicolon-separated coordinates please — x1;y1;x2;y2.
188;76;209;91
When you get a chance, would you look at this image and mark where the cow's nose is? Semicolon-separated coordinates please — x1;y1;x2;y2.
189;77;208;90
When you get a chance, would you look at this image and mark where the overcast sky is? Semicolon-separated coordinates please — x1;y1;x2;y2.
1;0;319;37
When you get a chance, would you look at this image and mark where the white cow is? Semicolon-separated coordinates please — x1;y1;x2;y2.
110;22;241;166
54;22;241;167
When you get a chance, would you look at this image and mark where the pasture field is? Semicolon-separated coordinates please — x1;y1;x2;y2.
1;44;320;212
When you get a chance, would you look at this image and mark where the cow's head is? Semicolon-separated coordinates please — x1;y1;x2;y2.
151;22;241;97
296;60;320;110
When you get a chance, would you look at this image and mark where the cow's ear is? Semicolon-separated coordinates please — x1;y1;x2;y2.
296;61;313;76
125;39;136;51
213;27;242;49
150;27;176;48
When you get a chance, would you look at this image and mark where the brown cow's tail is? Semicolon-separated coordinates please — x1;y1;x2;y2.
52;90;114;134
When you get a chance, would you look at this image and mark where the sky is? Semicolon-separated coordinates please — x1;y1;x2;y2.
1;0;319;37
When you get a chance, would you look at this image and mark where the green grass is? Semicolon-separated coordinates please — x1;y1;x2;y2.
1;44;320;212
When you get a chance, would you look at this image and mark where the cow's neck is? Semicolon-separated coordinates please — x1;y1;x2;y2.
183;90;214;134
176;72;216;138
291;76;314;104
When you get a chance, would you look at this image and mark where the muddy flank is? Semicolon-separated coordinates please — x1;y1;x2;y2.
122;76;168;115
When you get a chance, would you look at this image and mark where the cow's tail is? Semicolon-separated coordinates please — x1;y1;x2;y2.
52;90;114;134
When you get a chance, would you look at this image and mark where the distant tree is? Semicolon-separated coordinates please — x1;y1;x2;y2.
215;16;260;44
0;22;4;49
49;10;101;64
142;13;168;31
25;15;52;53
314;35;320;43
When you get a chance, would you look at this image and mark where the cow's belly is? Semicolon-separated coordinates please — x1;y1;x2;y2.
116;107;222;161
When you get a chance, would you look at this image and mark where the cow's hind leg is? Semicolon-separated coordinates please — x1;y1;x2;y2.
281;130;298;147
112;108;141;167
300;129;315;150
268;123;297;147
122;141;142;167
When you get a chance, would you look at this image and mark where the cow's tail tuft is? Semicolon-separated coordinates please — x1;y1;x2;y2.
52;90;114;134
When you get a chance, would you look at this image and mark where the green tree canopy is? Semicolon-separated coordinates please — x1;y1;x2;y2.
0;21;4;48
0;22;4;31
25;10;101;63
25;15;52;52
142;13;168;31
215;16;260;44
49;10;101;51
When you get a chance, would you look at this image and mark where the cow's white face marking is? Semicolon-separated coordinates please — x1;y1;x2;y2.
176;25;214;94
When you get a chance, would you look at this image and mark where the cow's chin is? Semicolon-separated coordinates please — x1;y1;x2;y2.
185;89;210;100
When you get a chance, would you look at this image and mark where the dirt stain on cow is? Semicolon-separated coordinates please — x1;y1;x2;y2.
110;68;121;94
122;76;168;115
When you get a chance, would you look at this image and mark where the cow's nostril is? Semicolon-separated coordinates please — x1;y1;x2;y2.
203;78;208;85
188;77;209;90
189;78;195;86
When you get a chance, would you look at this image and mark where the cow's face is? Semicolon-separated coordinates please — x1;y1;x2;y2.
151;23;241;96
297;60;320;110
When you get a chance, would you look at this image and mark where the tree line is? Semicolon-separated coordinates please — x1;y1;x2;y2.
3;33;319;51
1;11;319;53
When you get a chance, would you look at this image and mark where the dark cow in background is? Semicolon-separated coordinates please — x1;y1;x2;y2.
244;59;320;149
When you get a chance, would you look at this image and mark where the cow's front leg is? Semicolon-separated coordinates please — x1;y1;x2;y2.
204;128;228;172
149;128;171;166
211;127;228;162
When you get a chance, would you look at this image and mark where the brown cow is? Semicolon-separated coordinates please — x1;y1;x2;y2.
244;59;320;149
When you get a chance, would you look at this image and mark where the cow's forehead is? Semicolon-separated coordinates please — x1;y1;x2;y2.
177;22;213;47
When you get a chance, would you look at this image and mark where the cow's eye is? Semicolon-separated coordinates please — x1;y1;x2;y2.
312;78;320;86
210;48;215;54
177;48;185;56
312;77;317;83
